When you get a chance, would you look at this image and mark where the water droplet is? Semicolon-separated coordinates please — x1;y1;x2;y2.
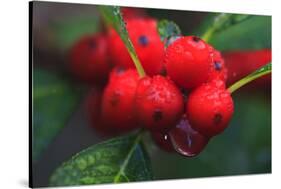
151;131;174;152
169;118;209;157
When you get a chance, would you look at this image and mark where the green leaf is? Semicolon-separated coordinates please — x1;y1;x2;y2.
228;63;271;93
210;16;271;50
33;69;83;161
49;131;153;186
194;14;271;51
98;5;145;77
157;19;181;47
49;14;100;51
201;13;252;42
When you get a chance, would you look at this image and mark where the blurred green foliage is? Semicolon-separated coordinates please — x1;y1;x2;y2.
50;14;100;51
33;69;83;162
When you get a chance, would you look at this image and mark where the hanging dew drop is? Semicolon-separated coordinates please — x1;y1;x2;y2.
169;117;210;157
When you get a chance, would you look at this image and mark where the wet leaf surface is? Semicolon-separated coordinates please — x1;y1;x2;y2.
49;132;153;186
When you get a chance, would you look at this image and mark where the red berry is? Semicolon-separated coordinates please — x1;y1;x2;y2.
186;81;234;137
108;18;165;75
121;7;147;20
135;75;184;131
151;131;174;152
101;68;140;131
164;36;212;89
69;34;111;83
208;48;228;82
223;49;271;87
169;117;209;157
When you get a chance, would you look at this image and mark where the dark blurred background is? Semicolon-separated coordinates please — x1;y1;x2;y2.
31;1;271;187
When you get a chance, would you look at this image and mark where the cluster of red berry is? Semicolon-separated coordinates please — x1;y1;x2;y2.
69;8;235;157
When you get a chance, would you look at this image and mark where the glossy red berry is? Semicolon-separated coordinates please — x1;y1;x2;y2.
135;75;184;131
101;68;140;131
186;81;234;137
208;48;228;82
108;18;165;75
69;34;111;84
164;36;212;89
151;131;174;152
169;116;209;157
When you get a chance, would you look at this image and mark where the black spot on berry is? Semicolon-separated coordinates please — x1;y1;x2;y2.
110;92;120;107
138;35;149;46
214;61;222;71
153;109;163;122
192;36;201;42
160;68;167;76
88;39;97;49
213;113;222;125
115;67;125;75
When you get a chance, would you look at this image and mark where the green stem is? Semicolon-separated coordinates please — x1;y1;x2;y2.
201;27;215;42
128;48;146;77
228;63;271;93
98;5;146;78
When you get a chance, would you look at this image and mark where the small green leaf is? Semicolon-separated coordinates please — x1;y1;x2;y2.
157;19;181;47
49;131;153;186
33;69;83;161
228;63;271;93
98;5;145;77
201;13;252;42
195;14;271;50
211;16;271;50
